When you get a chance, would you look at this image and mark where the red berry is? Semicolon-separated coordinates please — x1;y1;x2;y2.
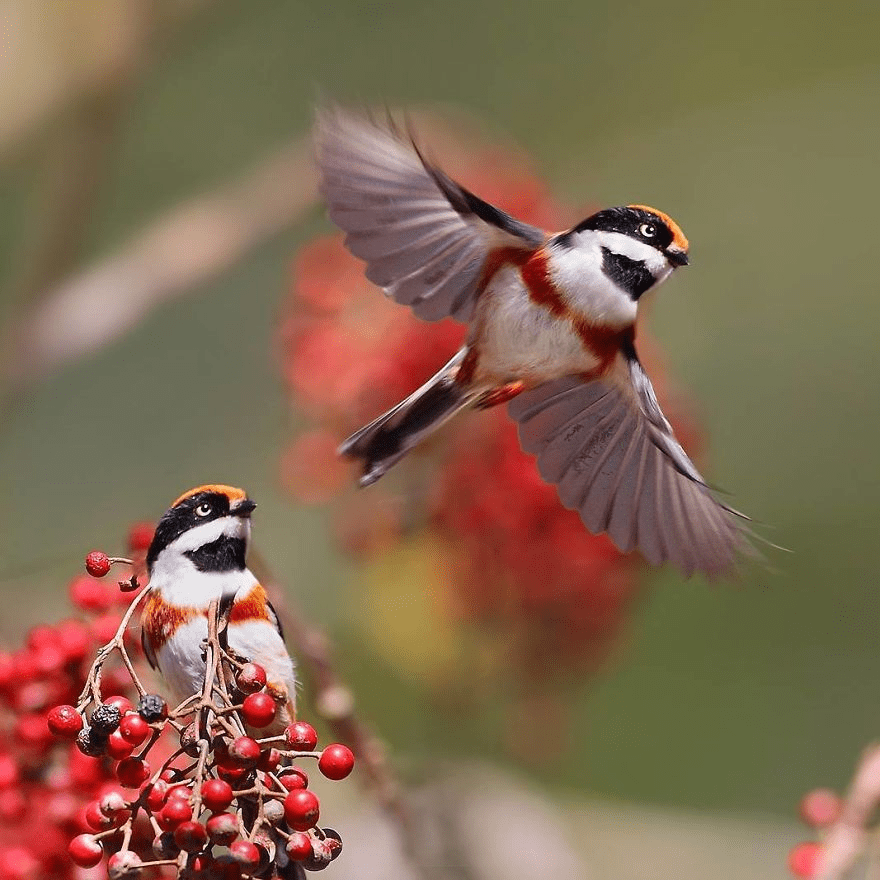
104;695;135;715
108;850;142;879
127;522;155;552
85;800;114;831
284;721;318;751
116;757;150;788
217;764;249;785
303;838;334;871
283;789;320;831
242;692;277;728
257;747;281;772
85;551;112;578
158;797;192;831
228;736;261;768
99;789;129;821
285;832;313;861
118;713;150;747
799;788;842;828
201;779;234;812
143;779;170;811
174;820;208;853
228;840;261;870
278;767;309;791
206;812;239;846
47;705;83;739
236;663;267;693
106;730;134;760
68;834;104;868
788;841;821;878
318;744;355;780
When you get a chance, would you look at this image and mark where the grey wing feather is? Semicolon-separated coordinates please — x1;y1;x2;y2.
314;106;546;323
508;363;750;577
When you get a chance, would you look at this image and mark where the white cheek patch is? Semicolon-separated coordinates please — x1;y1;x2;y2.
594;230;664;268
165;516;249;554
547;238;638;328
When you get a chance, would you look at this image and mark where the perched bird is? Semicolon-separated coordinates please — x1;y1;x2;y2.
141;485;296;732
315;107;752;577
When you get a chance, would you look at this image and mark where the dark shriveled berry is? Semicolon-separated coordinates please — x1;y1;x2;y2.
90;703;122;734
76;726;108;757
137;693;168;722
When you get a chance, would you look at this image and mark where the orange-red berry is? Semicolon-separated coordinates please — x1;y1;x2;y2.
285;831;313;861
318;743;355;780
283;789;320;831
47;705;83;739
85;551;112;578
284;721;318;751
201;778;234;813
68;834;104;868
788;841;821;878
242;693;276;728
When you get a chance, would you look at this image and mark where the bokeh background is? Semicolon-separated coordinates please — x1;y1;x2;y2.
1;1;879;877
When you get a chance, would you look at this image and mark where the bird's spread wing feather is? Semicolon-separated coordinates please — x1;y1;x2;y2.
314;106;547;322
508;358;750;577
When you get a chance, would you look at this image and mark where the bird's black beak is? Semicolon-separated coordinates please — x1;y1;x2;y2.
233;498;257;518
666;247;689;267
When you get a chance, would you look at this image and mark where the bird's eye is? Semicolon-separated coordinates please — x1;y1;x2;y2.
638;223;657;238
195;503;212;518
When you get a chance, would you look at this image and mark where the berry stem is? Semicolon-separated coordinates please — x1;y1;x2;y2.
76;582;152;710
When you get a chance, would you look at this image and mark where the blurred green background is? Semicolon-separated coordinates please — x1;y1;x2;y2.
1;0;879;845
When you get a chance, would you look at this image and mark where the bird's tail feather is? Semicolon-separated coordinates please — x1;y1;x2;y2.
339;348;476;486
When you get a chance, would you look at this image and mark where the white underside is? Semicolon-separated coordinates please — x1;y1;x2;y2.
472;233;672;386
147;560;297;719
156;616;297;711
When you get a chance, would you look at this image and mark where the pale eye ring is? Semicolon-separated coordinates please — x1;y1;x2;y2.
638;222;657;238
195;503;212;518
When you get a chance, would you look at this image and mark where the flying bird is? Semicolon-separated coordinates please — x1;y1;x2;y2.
314;107;751;577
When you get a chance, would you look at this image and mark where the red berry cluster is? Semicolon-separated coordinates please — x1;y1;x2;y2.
56;690;352;877
1;526;353;879
0;526;151;879
278;121;705;684
786;788;842;877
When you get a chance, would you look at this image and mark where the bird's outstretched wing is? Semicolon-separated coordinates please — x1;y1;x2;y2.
508;355;750;577
314;106;547;322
